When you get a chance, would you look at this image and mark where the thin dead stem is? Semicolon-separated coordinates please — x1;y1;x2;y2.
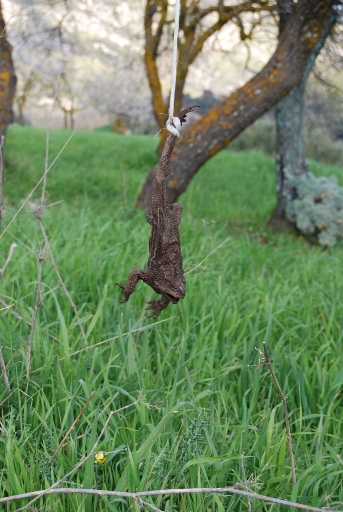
50;391;95;462
137;498;164;512
37;87;58;219
0;242;17;278
0;347;10;393
240;452;251;512
6;487;338;511
39;222;87;343
40;109;52;216
256;342;297;486
28;318;173;375
185;236;230;275
0;135;4;230
26;241;47;379
64;317;174;358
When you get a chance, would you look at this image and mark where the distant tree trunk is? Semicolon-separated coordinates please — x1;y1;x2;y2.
269;0;337;229
0;1;17;137
137;0;336;210
70;110;75;130
16;72;36;126
17;98;25;126
63;109;68;129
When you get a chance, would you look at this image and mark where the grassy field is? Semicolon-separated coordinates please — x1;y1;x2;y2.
1;124;343;511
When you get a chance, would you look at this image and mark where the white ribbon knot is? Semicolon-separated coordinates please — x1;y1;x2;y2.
166;116;181;138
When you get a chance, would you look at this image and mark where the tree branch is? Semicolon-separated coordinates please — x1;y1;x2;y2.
3;486;338;511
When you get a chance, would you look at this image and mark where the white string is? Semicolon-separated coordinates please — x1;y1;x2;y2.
167;0;181;137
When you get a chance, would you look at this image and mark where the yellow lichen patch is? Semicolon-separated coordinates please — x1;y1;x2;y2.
209;141;231;156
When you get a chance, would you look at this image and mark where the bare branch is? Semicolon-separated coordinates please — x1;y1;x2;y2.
25;241;47;379
185;236;230;275
261;342;297;486
240;452;251;512
5;486;338;511
138;498;164;512
0;347;10;393
0;243;17;278
186;0;275;63
50;391;95;463
0;135;4;230
145;0;168;57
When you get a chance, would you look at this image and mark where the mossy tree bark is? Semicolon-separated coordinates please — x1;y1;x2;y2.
0;0;16;138
137;0;337;210
269;0;337;229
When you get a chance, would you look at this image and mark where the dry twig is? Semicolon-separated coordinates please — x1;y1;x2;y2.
185;236;230;275
50;391;95;462
64;317;174;358
0;135;4;230
254;342;297;486
240;452;251;512
0;243;17;278
4;486;339;511
26;241;47;379
0;347;10;393
137;498;164;512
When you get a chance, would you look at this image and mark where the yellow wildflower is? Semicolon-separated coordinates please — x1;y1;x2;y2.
95;451;107;464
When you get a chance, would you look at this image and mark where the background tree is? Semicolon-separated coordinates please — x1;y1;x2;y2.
3;0;149;129
137;0;338;209
269;0;338;229
86;54;155;133
0;0;16;137
3;0;74;125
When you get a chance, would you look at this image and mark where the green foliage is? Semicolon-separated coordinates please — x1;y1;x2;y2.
230;117;343;166
286;172;343;246
229;117;276;156
304;127;343;166
1;125;343;510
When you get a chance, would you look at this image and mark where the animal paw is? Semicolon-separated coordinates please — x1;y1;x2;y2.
116;283;128;303
146;296;170;318
145;300;161;318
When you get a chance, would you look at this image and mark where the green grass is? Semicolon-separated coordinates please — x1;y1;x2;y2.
1;124;343;511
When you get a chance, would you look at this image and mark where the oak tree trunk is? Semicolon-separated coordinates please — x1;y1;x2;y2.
271;83;309;229
269;0;337;229
0;1;16;138
137;0;336;210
